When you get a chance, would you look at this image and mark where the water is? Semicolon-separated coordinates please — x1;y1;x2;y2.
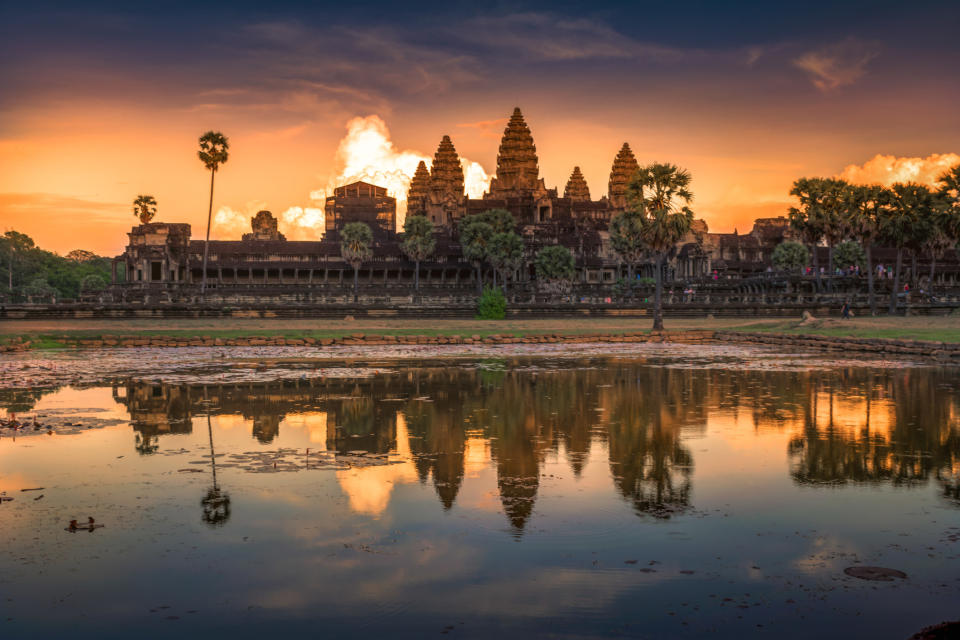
1;351;958;638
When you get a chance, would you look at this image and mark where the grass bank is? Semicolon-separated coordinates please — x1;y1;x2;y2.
1;315;959;349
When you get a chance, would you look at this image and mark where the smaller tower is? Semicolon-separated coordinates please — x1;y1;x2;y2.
564;167;591;201
608;143;639;209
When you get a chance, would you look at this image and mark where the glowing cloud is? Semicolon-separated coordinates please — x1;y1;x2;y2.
217;115;492;239
838;153;960;187
311;115;491;228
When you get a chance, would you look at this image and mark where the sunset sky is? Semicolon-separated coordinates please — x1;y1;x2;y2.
2;0;958;255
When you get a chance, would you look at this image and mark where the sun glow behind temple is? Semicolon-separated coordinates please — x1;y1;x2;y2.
212;115;491;238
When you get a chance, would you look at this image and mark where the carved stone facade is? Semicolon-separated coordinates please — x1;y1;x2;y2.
324;181;396;235
242;210;286;242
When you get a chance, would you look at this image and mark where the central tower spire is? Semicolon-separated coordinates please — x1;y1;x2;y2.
487;107;545;198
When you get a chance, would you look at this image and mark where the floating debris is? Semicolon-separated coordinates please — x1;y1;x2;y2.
843;566;908;581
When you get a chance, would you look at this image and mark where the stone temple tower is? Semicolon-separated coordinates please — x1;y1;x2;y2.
487;107;547;198
406;161;431;220
564;167;591;201
607;143;639;209
430;136;466;226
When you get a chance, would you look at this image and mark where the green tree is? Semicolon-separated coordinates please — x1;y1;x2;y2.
1;231;35;297
459;218;495;296
843;184;888;315
771;241;809;274
534;245;576;293
133;194;158;224
66;249;98;263
833;241;866;271
788;177;847;290
609;210;646;283
880;183;937;313
197;131;229;295
487;231;524;293
340;222;373;303
23;276;56;302
80;274;107;294
627;162;695;331
473;208;516;233
401;215;435;294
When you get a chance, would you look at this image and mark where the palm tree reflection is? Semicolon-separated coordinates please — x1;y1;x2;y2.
201;392;231;527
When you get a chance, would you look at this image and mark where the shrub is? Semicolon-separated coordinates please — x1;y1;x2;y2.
772;241;809;273
834;241;866;271
476;285;506;320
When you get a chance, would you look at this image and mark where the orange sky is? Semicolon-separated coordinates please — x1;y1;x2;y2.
1;4;958;256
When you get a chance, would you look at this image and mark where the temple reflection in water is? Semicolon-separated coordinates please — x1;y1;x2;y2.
93;361;960;530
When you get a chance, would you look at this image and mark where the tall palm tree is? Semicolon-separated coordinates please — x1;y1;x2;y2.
932;165;960;286
843;184;888;315
401;214;435;295
609;210;646;283
627;162;695;331
132;195;158;224
197;131;229;295
880;184;936;314
788;177;846;291
340;222;373;303
459;218;494;296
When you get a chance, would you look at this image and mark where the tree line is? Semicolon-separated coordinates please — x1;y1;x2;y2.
776;167;960;314
0;231;112;302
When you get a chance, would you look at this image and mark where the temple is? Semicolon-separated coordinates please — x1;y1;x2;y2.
109;106;958;299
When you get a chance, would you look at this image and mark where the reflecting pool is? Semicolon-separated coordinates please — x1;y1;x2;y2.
1;354;958;638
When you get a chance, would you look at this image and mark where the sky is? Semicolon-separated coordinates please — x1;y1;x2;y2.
1;0;958;255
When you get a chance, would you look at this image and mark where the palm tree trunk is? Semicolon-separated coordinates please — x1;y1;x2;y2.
353;266;359;303
476;265;482;296
929;255;936;288
414;259;420;292
865;244;876;315
889;247;903;314
201;169;215;295
653;253;664;331
827;244;834;292
812;244;820;293
911;252;918;287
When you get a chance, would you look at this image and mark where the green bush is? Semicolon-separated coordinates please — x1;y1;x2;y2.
476;285;506;320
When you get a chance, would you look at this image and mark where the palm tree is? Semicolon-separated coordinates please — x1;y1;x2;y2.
880;184;937;314
609;210;646;283
459;218;494;296
487;231;524;293
843;184;888;315
401;215;436;295
340;222;373;303
534;245;576;295
932;165;960;287
627;162;695;331
1;230;34;297
789;177;846;291
132;195;158;224
197;131;229;295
